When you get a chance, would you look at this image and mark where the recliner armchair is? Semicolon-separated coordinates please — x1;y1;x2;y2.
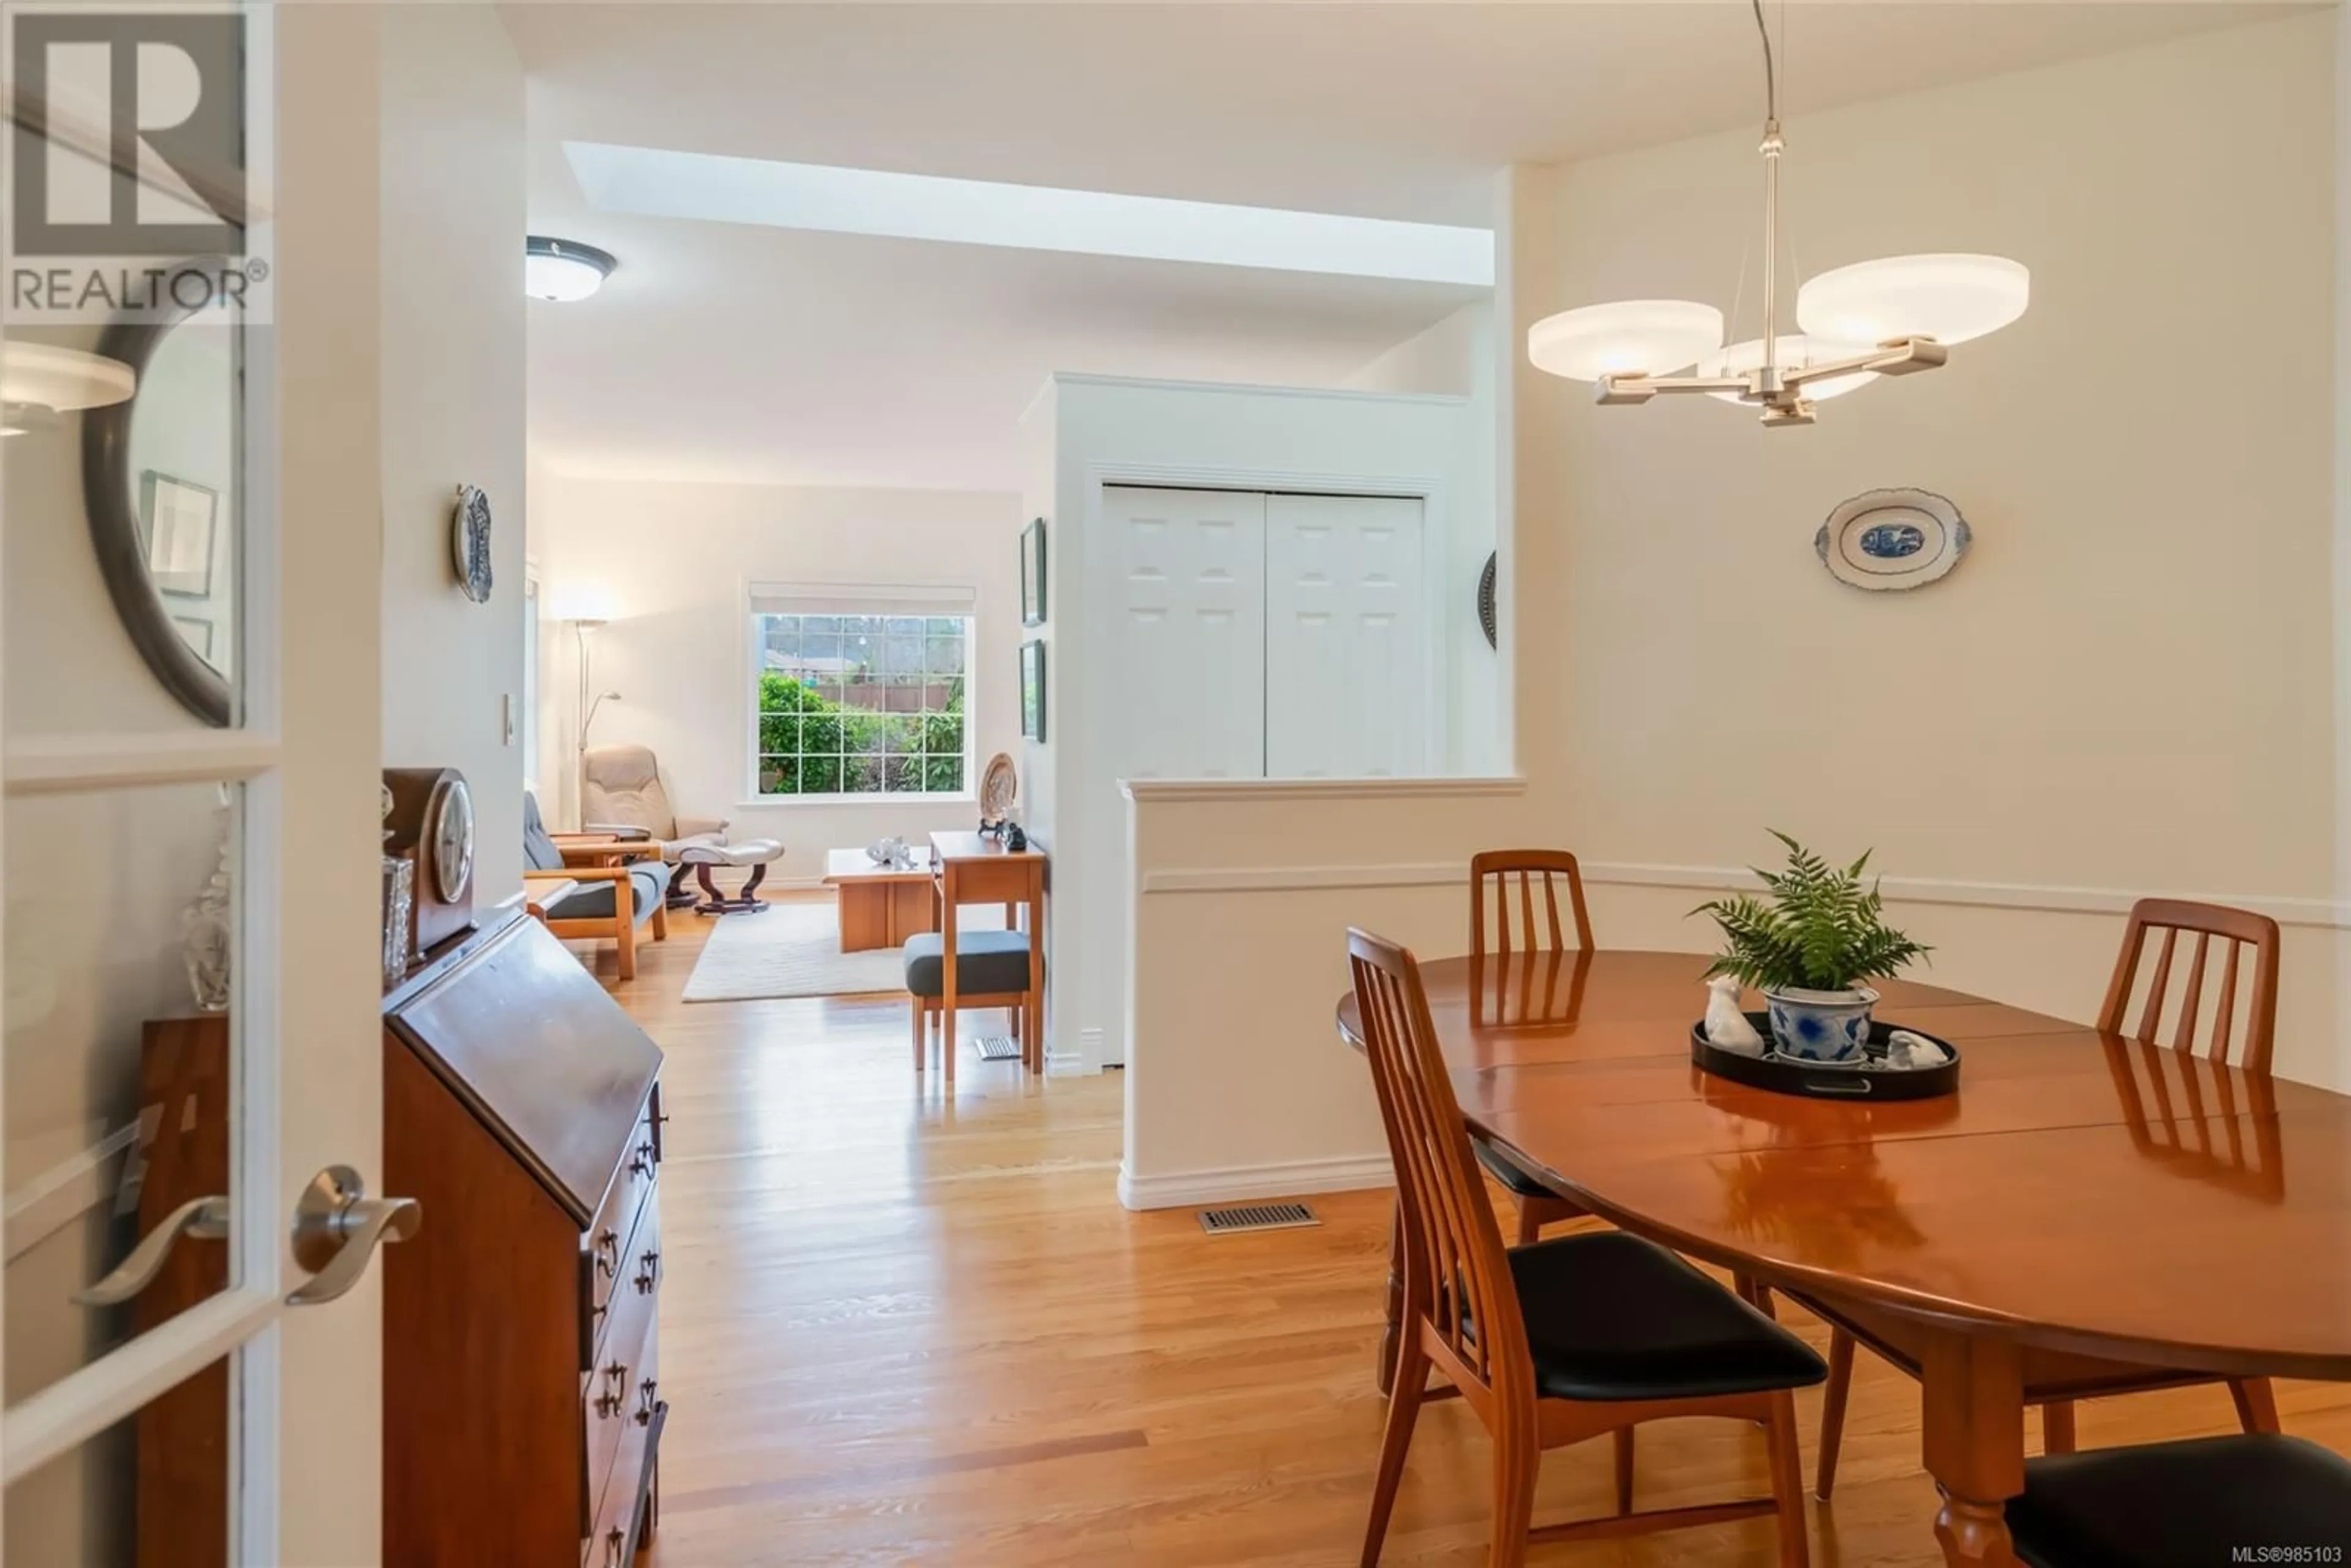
580;743;727;907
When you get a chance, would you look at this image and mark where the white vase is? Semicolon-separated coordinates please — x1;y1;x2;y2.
1762;986;1878;1062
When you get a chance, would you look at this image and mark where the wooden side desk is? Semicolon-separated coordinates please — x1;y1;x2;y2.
928;831;1046;1070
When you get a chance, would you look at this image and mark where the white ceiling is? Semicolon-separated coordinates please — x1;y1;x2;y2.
516;1;2300;490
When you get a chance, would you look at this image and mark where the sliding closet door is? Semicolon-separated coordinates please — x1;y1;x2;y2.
1104;487;1267;780
1264;493;1432;777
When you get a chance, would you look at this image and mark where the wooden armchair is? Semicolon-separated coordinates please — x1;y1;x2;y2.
523;791;668;980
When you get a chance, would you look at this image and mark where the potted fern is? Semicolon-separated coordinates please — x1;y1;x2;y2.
1695;832;1931;1062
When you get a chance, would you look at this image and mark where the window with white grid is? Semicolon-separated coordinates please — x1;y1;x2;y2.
749;585;973;798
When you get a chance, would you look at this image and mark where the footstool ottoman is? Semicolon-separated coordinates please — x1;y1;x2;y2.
678;839;785;914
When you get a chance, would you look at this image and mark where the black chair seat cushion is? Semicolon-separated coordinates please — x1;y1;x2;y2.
1501;1231;1826;1401
549;866;664;926
903;931;1033;997
2008;1433;2351;1568
1474;1138;1561;1200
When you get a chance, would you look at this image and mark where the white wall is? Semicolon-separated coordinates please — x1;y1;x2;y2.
1119;10;2346;1207
527;475;1023;882
380;4;528;907
1020;372;1497;1076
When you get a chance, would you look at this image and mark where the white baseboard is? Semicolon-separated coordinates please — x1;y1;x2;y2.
1117;1152;1393;1212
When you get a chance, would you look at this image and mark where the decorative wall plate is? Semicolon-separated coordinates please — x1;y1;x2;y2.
980;752;1018;822
1816;489;1968;591
1477;552;1498;648
451;484;494;603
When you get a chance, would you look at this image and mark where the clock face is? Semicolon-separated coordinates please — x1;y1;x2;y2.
426;776;475;903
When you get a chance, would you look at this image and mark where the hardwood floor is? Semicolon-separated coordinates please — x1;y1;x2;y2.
591;898;2351;1566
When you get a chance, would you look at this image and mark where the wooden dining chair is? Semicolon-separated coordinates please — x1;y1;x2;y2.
2097;896;2280;1076
1812;896;2285;1501
1468;852;1594;1246
1471;849;1594;960
1349;928;1822;1568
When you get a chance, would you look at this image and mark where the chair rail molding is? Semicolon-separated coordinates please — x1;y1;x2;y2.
1135;856;2351;931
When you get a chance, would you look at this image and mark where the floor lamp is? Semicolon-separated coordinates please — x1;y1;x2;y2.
572;617;620;828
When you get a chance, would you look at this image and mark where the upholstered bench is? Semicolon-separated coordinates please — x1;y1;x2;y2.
676;838;784;914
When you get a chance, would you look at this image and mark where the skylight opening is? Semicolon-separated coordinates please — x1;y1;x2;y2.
563;141;1494;287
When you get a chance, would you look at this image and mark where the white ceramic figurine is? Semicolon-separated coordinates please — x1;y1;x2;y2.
1885;1029;1949;1070
1704;974;1766;1056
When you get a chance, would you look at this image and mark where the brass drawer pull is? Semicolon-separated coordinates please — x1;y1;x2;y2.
603;1526;626;1567
633;1248;661;1295
636;1378;659;1425
594;1229;621;1278
629;1138;657;1177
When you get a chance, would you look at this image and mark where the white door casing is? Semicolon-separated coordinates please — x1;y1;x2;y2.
1264;493;1430;778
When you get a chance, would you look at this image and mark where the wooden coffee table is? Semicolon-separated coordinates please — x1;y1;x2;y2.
821;847;939;953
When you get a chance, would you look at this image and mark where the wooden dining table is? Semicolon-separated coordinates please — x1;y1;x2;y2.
1334;947;2351;1567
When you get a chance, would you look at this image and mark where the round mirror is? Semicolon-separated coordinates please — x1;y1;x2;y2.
82;264;239;726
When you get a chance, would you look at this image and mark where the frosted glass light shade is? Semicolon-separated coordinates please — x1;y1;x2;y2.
549;582;623;623
1;342;135;415
526;236;618;302
1696;336;1879;403
1527;299;1724;381
1798;254;2028;347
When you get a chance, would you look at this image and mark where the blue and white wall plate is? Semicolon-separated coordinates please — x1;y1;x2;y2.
1815;488;1969;591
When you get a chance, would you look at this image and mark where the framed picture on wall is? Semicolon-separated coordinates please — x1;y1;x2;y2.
140;470;220;599
1020;639;1046;741
1019;517;1046;626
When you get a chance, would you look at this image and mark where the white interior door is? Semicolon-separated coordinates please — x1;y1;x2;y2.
1104;486;1268;781
0;7;388;1562
1264;492;1431;778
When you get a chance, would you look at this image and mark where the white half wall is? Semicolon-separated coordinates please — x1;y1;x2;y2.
525;475;1023;882
1120;11;2349;1208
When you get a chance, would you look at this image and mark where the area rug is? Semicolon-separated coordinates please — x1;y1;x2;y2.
681;899;1002;1003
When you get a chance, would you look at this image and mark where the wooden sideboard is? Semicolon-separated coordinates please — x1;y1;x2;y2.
384;910;668;1565
127;911;669;1565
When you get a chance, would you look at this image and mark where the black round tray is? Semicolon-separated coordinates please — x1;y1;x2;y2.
1689;1013;1960;1101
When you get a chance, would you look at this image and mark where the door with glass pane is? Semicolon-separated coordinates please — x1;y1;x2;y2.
0;7;388;1562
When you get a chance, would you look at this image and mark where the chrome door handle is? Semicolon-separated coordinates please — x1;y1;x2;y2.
74;1194;231;1306
286;1164;421;1307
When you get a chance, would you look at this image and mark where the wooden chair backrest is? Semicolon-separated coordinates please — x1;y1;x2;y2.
2096;898;2281;1076
1469;850;1593;959
1348;928;1530;1405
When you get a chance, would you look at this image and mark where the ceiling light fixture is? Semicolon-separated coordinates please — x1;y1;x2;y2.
1526;0;2028;428
0;342;137;436
525;236;618;302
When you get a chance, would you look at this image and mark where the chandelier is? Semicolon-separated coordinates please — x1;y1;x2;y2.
1526;0;2028;428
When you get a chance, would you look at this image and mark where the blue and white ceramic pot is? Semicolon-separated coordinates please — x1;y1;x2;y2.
1763;986;1879;1062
